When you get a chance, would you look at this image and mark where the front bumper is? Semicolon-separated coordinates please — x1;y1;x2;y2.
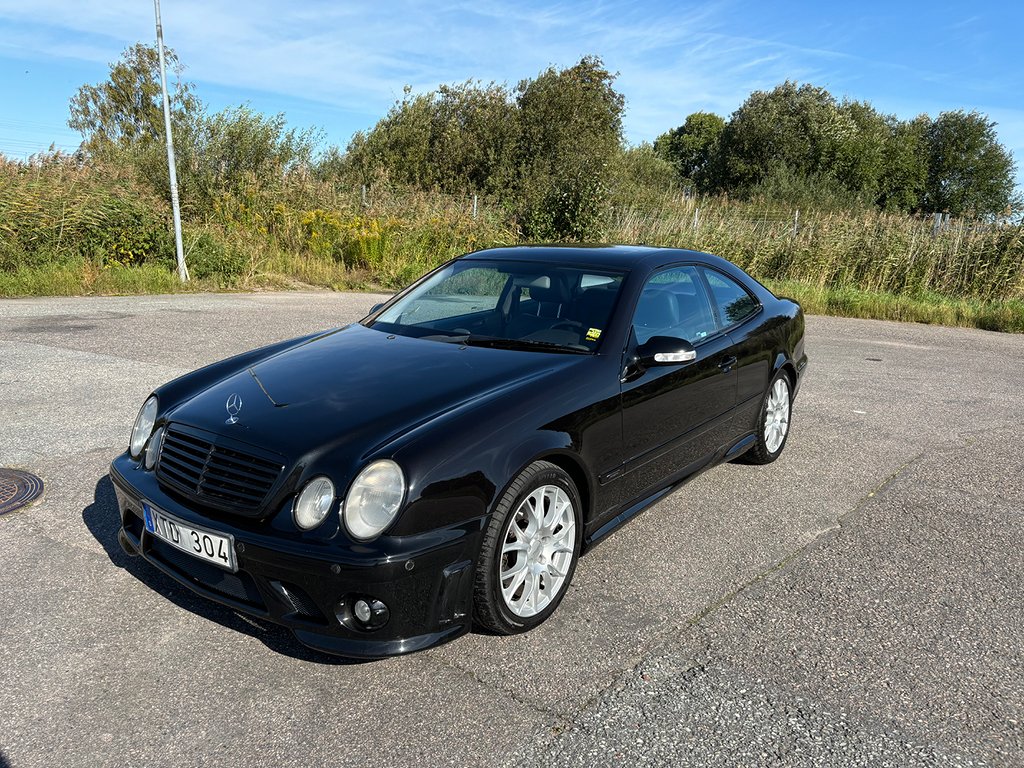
109;454;483;658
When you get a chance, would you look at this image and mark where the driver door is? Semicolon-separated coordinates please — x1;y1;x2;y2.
614;265;739;503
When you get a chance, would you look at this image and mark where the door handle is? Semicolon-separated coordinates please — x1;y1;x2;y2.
719;356;737;371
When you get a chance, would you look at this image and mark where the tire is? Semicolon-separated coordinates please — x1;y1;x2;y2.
473;461;582;635
742;369;793;465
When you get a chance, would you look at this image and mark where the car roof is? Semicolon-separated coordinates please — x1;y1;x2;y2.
461;245;725;271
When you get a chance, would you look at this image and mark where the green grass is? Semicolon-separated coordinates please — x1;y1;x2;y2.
2;159;1022;331
0;261;226;297
3;255;1021;334
765;279;1024;333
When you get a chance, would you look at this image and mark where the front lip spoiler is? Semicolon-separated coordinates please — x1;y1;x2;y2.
292;626;465;660
108;458;478;659
118;523;464;659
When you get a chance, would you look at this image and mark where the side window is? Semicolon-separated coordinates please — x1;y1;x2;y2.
632;266;717;345
702;269;758;328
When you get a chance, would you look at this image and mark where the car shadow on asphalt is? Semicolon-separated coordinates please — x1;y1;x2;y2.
82;476;362;666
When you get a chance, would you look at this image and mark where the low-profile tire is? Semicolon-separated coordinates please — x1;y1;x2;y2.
473;461;582;635
742;370;793;465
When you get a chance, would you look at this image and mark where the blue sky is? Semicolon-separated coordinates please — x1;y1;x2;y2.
1;0;1021;189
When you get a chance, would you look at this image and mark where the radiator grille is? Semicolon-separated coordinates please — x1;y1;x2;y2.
157;425;284;513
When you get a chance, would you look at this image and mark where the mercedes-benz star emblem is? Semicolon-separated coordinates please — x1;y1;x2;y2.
225;393;243;425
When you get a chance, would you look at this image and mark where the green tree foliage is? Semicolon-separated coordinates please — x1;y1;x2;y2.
341;81;518;193
512;56;624;239
68;43;200;156
924;111;1018;217
654;112;725;192
663;81;1016;217
67;45;320;217
834;100;888;199
611;144;677;194
343;56;624;240
722;81;852;189
180;106;319;204
877;115;929;212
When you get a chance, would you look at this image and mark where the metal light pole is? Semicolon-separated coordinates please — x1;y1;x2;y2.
154;0;188;281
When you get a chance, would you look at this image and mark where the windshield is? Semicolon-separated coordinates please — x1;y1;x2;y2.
369;259;627;353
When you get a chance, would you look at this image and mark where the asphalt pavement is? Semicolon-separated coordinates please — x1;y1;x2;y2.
0;292;1021;767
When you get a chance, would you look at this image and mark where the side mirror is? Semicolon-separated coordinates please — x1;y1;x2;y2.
369;302;385;314
637;336;696;366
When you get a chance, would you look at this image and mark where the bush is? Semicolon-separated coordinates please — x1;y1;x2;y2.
0;155;176;271
184;229;246;279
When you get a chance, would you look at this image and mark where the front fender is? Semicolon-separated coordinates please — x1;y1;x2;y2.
388;428;578;537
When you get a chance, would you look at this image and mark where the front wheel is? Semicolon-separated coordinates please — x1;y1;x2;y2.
742;371;792;465
473;461;582;634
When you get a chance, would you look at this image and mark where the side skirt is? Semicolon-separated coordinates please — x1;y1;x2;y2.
582;430;756;553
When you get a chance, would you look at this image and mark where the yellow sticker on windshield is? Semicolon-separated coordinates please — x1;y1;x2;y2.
586;328;602;341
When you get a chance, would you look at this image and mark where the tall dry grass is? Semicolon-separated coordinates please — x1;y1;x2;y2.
2;156;1023;332
609;194;1024;302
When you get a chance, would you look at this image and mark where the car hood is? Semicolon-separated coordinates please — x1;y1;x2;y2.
166;323;578;464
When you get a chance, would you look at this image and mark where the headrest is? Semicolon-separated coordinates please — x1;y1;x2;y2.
673;281;697;297
635;290;678;329
529;276;569;305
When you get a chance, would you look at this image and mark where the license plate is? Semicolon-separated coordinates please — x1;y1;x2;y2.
143;502;237;572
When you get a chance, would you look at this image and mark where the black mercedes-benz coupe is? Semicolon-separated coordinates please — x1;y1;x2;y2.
110;245;807;658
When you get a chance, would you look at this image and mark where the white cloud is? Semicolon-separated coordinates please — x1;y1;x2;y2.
0;0;1020;193
0;0;855;141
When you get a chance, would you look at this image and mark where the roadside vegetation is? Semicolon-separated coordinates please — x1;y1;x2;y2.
1;44;1021;332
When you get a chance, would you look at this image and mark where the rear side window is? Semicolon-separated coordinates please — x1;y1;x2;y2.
701;269;759;328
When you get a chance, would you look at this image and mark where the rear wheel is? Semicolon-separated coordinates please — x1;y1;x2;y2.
473;461;581;634
743;370;792;465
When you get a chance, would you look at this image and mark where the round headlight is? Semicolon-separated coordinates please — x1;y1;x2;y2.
130;396;158;459
144;426;164;470
294;476;336;530
344;460;405;540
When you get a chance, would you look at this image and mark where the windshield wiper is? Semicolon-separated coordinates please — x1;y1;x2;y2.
459;335;589;354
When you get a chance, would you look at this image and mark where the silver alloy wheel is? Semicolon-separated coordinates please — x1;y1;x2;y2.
764;378;791;454
499;484;576;618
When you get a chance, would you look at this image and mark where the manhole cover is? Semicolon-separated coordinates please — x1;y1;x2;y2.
0;468;44;515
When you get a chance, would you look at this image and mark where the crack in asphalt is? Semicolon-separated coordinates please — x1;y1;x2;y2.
521;421;1024;757
512;448;933;755
424;652;577;726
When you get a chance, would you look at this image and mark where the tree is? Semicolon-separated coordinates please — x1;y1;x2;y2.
612;143;677;196
342;81;518;193
512;56;625;239
183;106;319;200
877;115;929;212
654;112;726;192
721;81;852;189
924;110;1017;217
834;100;888;200
68;43;200;157
344;55;625;240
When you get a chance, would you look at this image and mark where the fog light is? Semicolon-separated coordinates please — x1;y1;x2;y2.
354;599;372;623
349;597;389;630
